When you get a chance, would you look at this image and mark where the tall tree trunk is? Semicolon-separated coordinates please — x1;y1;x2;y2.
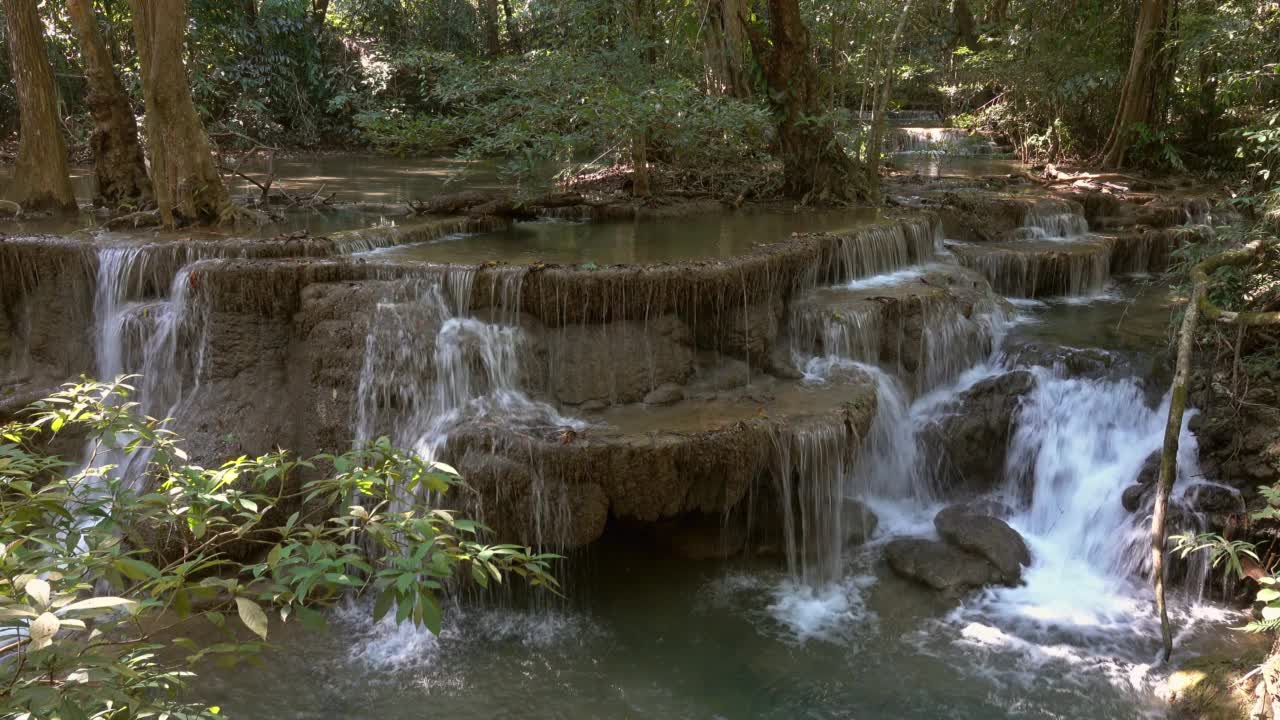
311;0;330;26
66;0;152;209
480;0;502;56
129;0;230;227
703;0;750;98
865;0;915;199
630;0;653;197
1195;50;1218;146
2;0;76;213
1100;0;1171;169
500;0;522;53
743;0;864;202
953;0;978;50
983;0;1009;25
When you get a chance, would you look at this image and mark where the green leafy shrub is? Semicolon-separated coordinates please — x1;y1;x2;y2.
0;377;557;718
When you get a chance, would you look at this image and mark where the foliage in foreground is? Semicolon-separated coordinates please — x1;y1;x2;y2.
1174;482;1280;634
0;378;557;719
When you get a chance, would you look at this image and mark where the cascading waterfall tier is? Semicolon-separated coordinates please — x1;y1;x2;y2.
885;127;1002;156
787;265;1008;395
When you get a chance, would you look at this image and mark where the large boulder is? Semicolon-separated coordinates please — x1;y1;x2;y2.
884;538;1003;593
924;370;1036;494
933;505;1031;584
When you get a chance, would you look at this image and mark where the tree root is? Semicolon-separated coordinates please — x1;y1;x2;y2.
104;209;161;230
218;203;272;227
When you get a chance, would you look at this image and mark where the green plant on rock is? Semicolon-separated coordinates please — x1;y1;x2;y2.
0;377;557;719
1173;482;1280;633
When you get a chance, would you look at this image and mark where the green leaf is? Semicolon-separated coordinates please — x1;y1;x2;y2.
58;596;137;614
1257;589;1280;603
235;597;269;640
115;557;161;581
372;585;396;622
419;588;442;636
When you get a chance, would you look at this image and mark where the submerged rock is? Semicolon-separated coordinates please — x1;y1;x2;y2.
841;500;879;546
933;505;1031;584
1006;342;1124;380
884;538;1003;593
643;383;685;405
1121;484;1149;513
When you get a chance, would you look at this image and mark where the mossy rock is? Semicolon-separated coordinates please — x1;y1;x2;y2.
1165;653;1263;720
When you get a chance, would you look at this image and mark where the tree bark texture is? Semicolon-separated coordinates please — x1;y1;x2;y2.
865;0;915;198
500;0;522;53
67;0;153;209
129;0;230;226
2;0;77;213
743;0;865;202
1101;0;1171;168
480;0;502;56
703;0;750;98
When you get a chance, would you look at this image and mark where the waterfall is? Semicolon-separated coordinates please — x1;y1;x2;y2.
88;247;211;486
1002;367;1211;593
353;269;578;460
767;419;853;584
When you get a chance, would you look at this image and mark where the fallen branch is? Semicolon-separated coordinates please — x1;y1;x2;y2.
1152;237;1280;661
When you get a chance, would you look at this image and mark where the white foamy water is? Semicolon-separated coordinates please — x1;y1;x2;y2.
931;368;1229;695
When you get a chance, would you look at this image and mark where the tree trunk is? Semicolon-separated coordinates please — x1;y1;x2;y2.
1195;50;1218;146
631;0;654;197
983;0;1009;25
500;0;522;53
2;0;76;213
66;0;152;209
480;0;502;56
864;0;914;199
743;0;864;202
1151;280;1200;662
1149;239;1280;662
311;0;330;26
1100;0;1171;169
953;0;978;50
129;0;230;227
703;0;750;98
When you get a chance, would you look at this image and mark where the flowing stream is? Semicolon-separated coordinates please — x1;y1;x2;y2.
15;157;1254;719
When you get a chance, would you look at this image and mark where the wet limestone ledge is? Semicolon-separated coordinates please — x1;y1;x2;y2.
158;215;940;545
948;224;1215;298
0;215;492;390
175;264;885;549
442;379;880;549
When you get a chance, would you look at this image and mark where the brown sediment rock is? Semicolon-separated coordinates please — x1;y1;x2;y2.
922;370;1036;495
547;316;694;406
